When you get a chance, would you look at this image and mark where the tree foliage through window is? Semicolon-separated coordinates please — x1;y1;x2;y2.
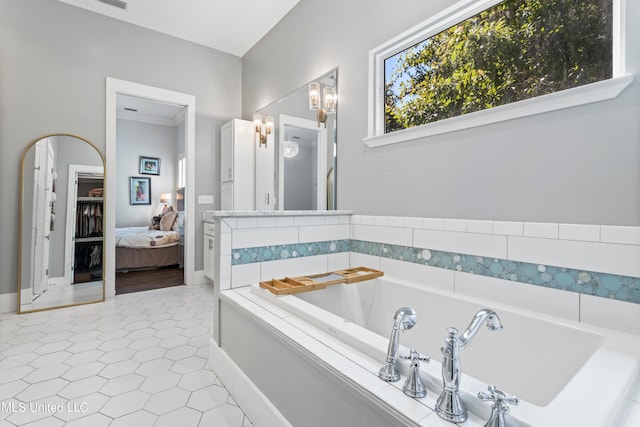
384;0;613;133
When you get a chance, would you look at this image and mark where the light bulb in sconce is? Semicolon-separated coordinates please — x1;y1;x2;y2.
323;86;336;114
308;81;337;127
253;113;273;147
308;82;320;110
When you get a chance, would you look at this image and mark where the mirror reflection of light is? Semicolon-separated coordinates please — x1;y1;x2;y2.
283;140;299;158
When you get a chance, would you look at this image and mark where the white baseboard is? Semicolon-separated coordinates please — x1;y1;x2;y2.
209;340;291;427
193;269;208;285
0;292;17;314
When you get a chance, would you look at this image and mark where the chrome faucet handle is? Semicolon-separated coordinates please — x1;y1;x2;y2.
400;349;430;398
478;385;519;427
400;348;430;364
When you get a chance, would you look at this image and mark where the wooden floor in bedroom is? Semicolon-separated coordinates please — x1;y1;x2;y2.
115;265;184;294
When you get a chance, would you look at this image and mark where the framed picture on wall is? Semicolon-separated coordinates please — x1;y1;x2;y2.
130;177;151;205
139;156;160;175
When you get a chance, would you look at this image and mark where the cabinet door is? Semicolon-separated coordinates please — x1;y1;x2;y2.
221;181;233;211
220;122;233;182
255;131;275;210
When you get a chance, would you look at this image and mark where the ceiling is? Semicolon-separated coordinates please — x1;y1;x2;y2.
56;0;300;57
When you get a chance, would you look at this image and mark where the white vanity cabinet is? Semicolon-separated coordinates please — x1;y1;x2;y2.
220;119;255;210
203;222;216;280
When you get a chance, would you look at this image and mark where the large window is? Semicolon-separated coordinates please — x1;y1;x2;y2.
367;0;629;146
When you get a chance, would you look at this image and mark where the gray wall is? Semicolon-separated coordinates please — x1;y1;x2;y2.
243;0;640;226
2;0;242;297
116;120;178;227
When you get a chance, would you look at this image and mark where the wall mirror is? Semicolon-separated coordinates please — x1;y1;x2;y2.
255;68;337;210
19;134;105;313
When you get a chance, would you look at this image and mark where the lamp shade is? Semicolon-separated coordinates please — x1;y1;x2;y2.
160;193;172;204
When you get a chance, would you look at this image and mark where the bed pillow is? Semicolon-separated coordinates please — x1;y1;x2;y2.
159;211;178;231
172;211;185;231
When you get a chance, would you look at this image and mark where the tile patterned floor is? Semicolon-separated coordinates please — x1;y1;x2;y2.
0;283;253;427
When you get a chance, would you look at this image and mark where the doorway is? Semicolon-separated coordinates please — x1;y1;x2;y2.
105;78;196;298
278;114;328;210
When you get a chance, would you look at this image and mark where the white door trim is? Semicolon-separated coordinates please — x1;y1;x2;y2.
105;78;196;298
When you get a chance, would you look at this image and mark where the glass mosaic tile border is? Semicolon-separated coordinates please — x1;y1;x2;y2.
231;239;640;304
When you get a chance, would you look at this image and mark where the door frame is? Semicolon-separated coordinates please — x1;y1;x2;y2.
105;78;196;298
64;164;104;287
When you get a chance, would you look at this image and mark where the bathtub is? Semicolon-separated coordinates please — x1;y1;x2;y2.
217;277;640;426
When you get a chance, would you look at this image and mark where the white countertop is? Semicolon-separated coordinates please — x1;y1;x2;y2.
202;210;353;222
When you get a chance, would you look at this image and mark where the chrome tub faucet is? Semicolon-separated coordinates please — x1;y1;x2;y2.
435;309;503;423
378;307;417;382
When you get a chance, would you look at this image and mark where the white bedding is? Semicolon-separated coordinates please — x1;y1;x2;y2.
115;227;179;249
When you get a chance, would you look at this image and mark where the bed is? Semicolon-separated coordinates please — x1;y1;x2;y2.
115;226;181;271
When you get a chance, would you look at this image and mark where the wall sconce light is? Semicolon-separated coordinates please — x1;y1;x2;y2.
253;113;274;148
308;82;337;127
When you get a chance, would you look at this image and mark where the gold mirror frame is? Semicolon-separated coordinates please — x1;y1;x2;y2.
18;133;106;314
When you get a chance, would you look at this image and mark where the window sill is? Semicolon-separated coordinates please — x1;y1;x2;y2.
363;75;634;148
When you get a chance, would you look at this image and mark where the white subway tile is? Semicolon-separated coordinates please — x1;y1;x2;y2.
257;216;278;228
232;227;299;249
299;224;350;243
601;226;640;245
508;236;640;277
350;215;363;225
467;220;493;234
422;218;444;230
454;272;580;321
559;224;600;242
221;218;237;230
493;221;523;236
373;216;390;226
275;216;295;227
338;215;351;225
236;217;258;229
220;219;233;232
260;255;329;280
380;258;455;292
443;219;467;232
324;215;340;225
219;278;231;291
231;263;261;288
580;294;640;335
220;255;232;280
293;216;311;226
308;216;326;226
388;217;406;228
414;229;507;259
349;252;381;270
327;252;350;271
352;224;413;246
219;232;232;256
404;217;424;229
523;222;559;239
358;216;376;225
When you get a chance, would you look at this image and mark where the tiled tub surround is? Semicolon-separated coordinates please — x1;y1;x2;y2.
206;212;640;335
205;212;640;426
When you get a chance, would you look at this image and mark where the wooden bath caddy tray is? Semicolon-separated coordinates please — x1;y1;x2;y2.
259;267;383;295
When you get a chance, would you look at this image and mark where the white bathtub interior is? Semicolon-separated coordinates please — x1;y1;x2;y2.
292;277;603;406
